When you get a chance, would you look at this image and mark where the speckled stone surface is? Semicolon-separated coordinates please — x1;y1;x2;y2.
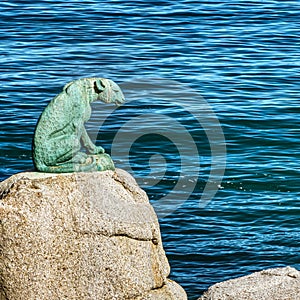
133;279;188;300
0;169;187;300
199;266;300;300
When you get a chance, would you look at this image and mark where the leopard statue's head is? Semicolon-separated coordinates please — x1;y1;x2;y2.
93;78;125;106
63;77;125;106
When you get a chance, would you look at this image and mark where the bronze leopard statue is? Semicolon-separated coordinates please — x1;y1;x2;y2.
33;77;124;173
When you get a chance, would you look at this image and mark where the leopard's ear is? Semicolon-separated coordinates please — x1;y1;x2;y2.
94;79;106;93
63;81;74;95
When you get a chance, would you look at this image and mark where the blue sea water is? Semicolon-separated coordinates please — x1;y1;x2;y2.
1;1;300;299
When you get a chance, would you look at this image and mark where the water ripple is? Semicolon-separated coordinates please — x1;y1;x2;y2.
1;1;300;299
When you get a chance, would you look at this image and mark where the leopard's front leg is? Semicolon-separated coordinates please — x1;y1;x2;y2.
81;126;105;154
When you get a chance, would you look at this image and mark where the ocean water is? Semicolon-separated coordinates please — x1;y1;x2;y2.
1;1;300;299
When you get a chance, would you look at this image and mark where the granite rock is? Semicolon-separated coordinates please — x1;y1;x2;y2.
199;266;300;300
0;169;187;300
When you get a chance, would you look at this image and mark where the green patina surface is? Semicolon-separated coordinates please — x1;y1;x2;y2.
32;77;125;173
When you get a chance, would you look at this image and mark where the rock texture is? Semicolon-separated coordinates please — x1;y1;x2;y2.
0;169;187;300
199;266;300;300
